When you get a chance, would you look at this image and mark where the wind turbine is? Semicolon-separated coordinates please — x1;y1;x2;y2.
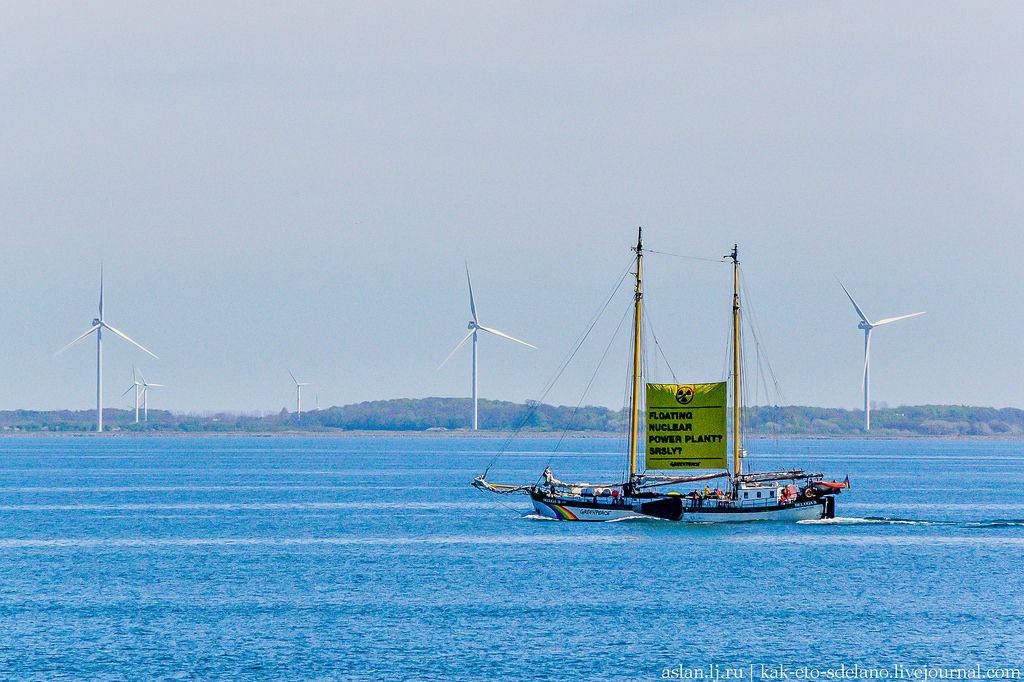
59;267;157;432
439;263;536;430
289;370;311;417
838;280;924;431
137;369;163;421
121;365;144;423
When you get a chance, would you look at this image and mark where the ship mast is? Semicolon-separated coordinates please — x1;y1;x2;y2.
730;245;741;477
627;228;644;483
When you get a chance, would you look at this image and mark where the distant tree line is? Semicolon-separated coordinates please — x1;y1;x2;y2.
1;401;1023;437
745;404;1024;437
0;399;625;434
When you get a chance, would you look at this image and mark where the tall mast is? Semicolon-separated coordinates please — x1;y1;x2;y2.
730;245;740;477
628;228;644;481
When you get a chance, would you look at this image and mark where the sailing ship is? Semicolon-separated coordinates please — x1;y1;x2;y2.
474;229;848;522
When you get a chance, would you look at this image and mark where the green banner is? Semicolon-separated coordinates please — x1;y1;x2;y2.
646;382;727;470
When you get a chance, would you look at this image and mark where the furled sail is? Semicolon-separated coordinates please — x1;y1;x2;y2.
645;382;727;470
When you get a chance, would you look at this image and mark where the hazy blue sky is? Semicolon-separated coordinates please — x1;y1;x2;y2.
2;2;1022;414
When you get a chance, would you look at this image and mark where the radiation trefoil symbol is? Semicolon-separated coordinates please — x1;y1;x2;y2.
674;386;695;405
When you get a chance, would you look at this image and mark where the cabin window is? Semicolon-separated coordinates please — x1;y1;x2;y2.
743;492;749;499
757;491;762;498
770;490;775;498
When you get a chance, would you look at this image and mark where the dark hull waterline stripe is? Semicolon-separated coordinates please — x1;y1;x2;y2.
530;492;827;514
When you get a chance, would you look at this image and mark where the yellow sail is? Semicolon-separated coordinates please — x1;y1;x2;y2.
645;383;728;470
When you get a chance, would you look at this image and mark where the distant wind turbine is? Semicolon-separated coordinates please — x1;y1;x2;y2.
137;369;163;421
289;370;311;417
59;267;157;432
838;280;924;431
121;365;144;423
439;263;536;430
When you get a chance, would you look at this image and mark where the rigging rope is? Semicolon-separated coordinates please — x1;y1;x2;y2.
643;305;677;384
478;243;800;494
645;249;729;264
481;258;635;477
738;268;787;405
733;265;790;462
541;302;634;481
473;482;532;518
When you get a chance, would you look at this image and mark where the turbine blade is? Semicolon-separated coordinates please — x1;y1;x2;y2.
873;311;925;327
57;324;101;355
289;369;298;386
465;262;478;324
476;325;538;349
100;323;158;358
99;262;104;320
121;385;135;397
439;331;475;369
837;279;872;326
146;383;164;388
137;368;146;384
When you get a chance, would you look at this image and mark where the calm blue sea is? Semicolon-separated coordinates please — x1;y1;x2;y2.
0;435;1021;681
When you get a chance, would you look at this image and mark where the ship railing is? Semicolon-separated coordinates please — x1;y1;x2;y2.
736;470;823;483
687;494;789;509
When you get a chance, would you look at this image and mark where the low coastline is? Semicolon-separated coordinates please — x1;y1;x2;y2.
4;400;1023;439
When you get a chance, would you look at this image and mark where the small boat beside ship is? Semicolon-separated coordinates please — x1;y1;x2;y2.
474;229;848;522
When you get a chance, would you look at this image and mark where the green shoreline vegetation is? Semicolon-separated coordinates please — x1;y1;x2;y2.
1;399;1023;437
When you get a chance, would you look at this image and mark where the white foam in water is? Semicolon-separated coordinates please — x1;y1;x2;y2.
798;517;941;526
801;516;1024;527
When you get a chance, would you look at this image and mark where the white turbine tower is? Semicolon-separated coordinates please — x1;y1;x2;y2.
121;365;144;423
440;263;536;430
138;369;163;421
59;267;157;432
839;280;924;431
289;370;311;417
